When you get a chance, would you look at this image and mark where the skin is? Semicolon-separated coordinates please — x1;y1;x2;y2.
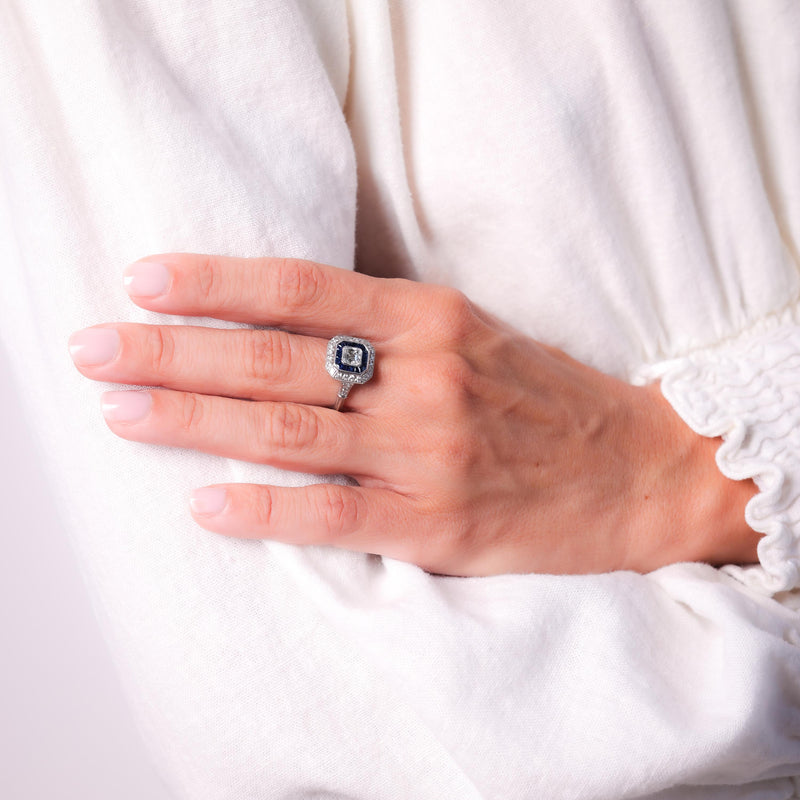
68;253;761;577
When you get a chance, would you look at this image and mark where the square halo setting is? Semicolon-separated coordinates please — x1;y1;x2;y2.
326;335;375;384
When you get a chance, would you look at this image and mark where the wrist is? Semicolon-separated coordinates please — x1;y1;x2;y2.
624;382;760;572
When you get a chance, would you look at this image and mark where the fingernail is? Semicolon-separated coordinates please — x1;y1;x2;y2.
68;328;120;366
123;261;171;297
190;487;228;516
101;391;152;423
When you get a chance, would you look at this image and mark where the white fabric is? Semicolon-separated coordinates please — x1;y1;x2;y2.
637;308;800;596
1;1;799;797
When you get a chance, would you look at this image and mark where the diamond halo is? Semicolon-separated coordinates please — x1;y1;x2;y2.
326;335;375;410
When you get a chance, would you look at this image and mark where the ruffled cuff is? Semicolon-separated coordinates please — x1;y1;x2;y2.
635;308;800;596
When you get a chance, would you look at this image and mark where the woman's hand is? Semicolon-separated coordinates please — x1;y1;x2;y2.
68;254;760;577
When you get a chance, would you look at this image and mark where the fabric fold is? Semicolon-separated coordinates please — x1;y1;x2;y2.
637;304;800;596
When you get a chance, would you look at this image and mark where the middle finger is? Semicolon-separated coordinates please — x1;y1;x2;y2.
69;323;355;407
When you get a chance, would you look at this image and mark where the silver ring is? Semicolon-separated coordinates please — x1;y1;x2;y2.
326;335;375;411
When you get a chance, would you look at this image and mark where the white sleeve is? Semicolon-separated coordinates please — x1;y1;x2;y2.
638;308;800;598
3;3;799;799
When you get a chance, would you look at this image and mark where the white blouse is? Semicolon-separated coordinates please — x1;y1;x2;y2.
347;0;800;597
0;1;798;797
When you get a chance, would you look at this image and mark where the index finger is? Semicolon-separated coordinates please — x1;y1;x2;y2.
122;253;417;340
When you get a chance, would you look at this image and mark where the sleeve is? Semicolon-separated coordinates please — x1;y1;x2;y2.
637;306;800;598
4;3;799;799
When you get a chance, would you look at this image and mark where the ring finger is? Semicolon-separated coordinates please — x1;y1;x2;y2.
100;387;381;477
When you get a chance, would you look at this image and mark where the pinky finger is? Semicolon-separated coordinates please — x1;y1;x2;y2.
189;482;419;563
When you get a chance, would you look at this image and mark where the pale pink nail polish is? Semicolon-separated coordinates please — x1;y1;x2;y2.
101;391;152;423
68;328;120;366
123;261;171;297
190;487;228;516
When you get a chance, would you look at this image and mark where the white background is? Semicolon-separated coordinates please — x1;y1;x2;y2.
0;346;173;799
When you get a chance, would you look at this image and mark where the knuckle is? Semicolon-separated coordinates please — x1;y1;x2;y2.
431;287;478;341
437;427;479;474
243;330;292;383
195;254;220;304
424;352;477;408
147;326;177;375
439;352;476;393
267;402;319;452
316;485;361;538
272;258;326;313
177;392;204;432
251;489;275;529
437;502;475;554
408;510;463;572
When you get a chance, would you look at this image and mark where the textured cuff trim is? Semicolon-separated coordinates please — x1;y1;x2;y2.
635;307;800;596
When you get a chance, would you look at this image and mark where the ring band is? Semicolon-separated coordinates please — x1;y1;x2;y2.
326;335;375;411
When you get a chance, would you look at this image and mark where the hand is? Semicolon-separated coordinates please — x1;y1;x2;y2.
68;254;760;577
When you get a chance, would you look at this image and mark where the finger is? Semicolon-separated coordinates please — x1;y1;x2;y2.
70;323;344;406
188;482;424;565
122;253;419;339
100;389;378;475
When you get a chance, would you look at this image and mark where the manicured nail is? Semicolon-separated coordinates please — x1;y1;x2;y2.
123;261;171;297
68;328;120;366
101;391;152;423
190;487;228;516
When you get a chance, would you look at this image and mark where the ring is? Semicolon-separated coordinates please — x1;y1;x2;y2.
326;335;375;411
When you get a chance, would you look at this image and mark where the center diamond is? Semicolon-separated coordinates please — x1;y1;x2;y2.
341;345;363;367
